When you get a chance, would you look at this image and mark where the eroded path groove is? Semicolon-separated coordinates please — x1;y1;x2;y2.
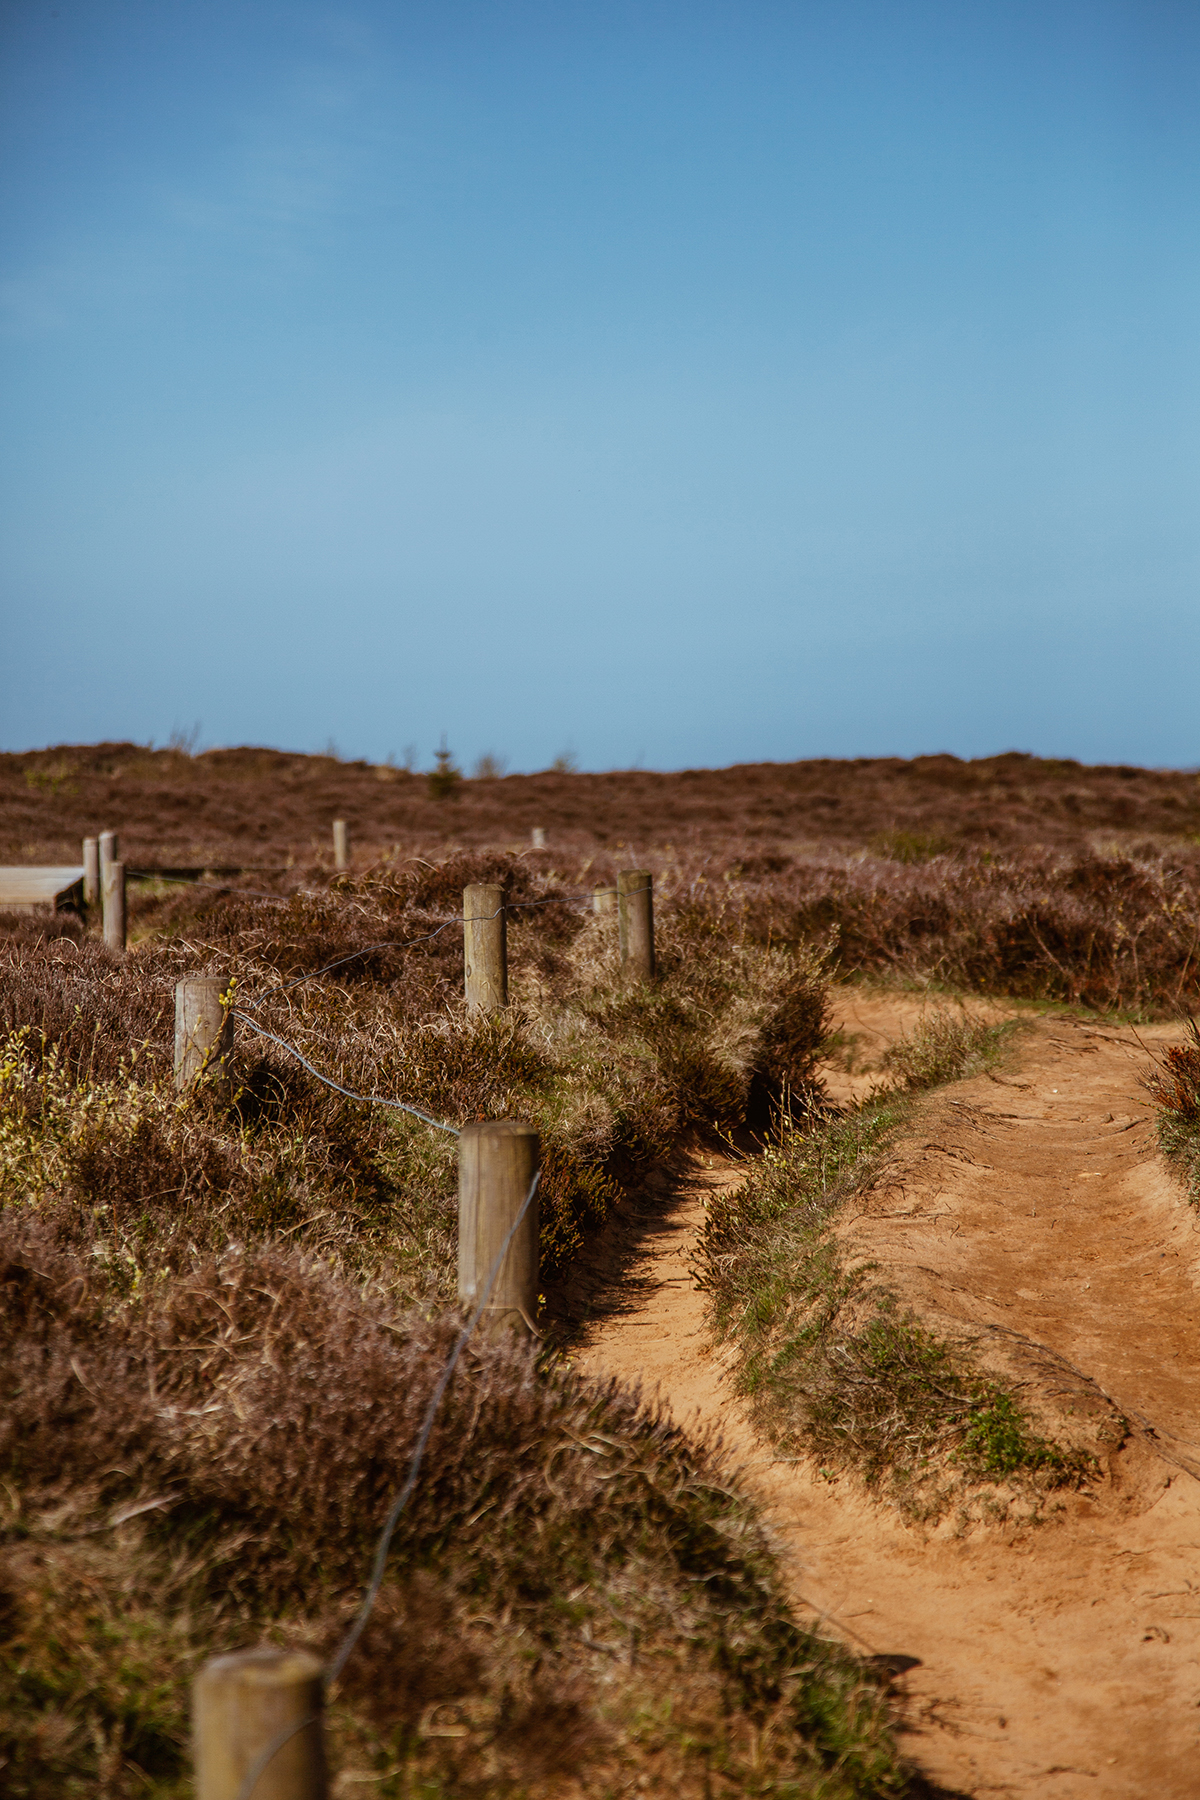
577;997;1200;1800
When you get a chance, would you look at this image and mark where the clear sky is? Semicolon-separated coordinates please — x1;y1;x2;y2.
2;0;1197;772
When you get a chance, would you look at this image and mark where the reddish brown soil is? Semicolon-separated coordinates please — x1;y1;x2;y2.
578;1000;1200;1800
3;742;1199;865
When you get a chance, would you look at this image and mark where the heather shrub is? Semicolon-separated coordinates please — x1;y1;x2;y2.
1144;1016;1200;1204
734;848;1200;1014
0;1208;909;1799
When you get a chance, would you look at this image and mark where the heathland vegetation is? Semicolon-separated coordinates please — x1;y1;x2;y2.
3;746;1200;1796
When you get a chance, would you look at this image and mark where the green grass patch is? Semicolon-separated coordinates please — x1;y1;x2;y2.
700;1011;1090;1514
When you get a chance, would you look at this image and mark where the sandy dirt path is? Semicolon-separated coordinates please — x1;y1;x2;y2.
576;995;1200;1800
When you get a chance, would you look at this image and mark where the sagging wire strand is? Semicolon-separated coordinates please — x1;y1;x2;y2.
220;889;638;1124
232;1165;543;1800
236;890;616;1010
125;871;292;902
227;891;633;1130
235;1013;460;1137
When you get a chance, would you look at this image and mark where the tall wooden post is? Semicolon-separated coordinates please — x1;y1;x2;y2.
463;884;507;1014
458;1121;540;1338
83;837;100;908
102;861;126;953
175;976;234;1093
531;827;546;849
592;885;616;915
332;820;349;870
99;829;118;890
194;1648;326;1800
617;870;654;980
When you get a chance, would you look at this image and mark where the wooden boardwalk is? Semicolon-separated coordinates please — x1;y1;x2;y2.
0;866;86;912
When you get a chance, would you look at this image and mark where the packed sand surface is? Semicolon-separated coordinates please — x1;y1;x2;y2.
578;994;1200;1799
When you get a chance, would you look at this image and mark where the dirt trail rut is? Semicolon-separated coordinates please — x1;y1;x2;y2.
577;996;1200;1800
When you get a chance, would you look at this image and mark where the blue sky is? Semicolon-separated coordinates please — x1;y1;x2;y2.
2;0;1197;771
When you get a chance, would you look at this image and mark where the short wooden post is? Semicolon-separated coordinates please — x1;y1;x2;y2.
463;884;507;1014
102;861;126;952
332;820;349;870
83;837;100;908
531;827;546;849
617;869;654;980
458;1121;540;1338
592;884;616;915
194;1648;326;1800
175;976;234;1093
99;829;118;889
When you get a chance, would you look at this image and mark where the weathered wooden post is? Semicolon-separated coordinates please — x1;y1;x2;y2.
99;829;118;890
83;837;100;908
458;1121;540;1338
463;884;507;1014
175;976;234;1093
617;869;654;980
592;884;616;915
332;820;349;870
194;1648;326;1800
531;827;546;849
102;861;126;952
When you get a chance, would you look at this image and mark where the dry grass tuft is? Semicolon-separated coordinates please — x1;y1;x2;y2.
1144;1015;1200;1205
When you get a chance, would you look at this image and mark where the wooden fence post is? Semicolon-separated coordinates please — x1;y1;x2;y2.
194;1648;326;1800
458;1121;540;1338
332;820;349;870
83;837;100;908
175;976;234;1093
531;827;546;849
99;829;118;890
592;885;616;915
463;884;507;1014
102;861;126;953
617;870;654;980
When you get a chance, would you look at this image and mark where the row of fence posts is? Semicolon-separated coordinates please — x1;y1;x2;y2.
81;829;126;952
334;820;556;866
81;820;574;951
175;871;653;1795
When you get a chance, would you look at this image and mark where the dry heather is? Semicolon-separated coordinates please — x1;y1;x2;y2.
6;747;1199;1792
0;1209;904;1800
1145;1015;1200;1205
733;847;1200;1014
0;855;923;1797
7;742;1200;1016
4;741;1200;868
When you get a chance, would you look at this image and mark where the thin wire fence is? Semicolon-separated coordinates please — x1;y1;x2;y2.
99;866;643;1790
231;1165;542;1800
125;870;292;901
236;1013;460;1136
217;888;635;1131
235;889;614;1010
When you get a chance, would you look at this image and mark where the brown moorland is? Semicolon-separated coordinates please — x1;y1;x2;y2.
4;745;1200;1798
3;741;1200;866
